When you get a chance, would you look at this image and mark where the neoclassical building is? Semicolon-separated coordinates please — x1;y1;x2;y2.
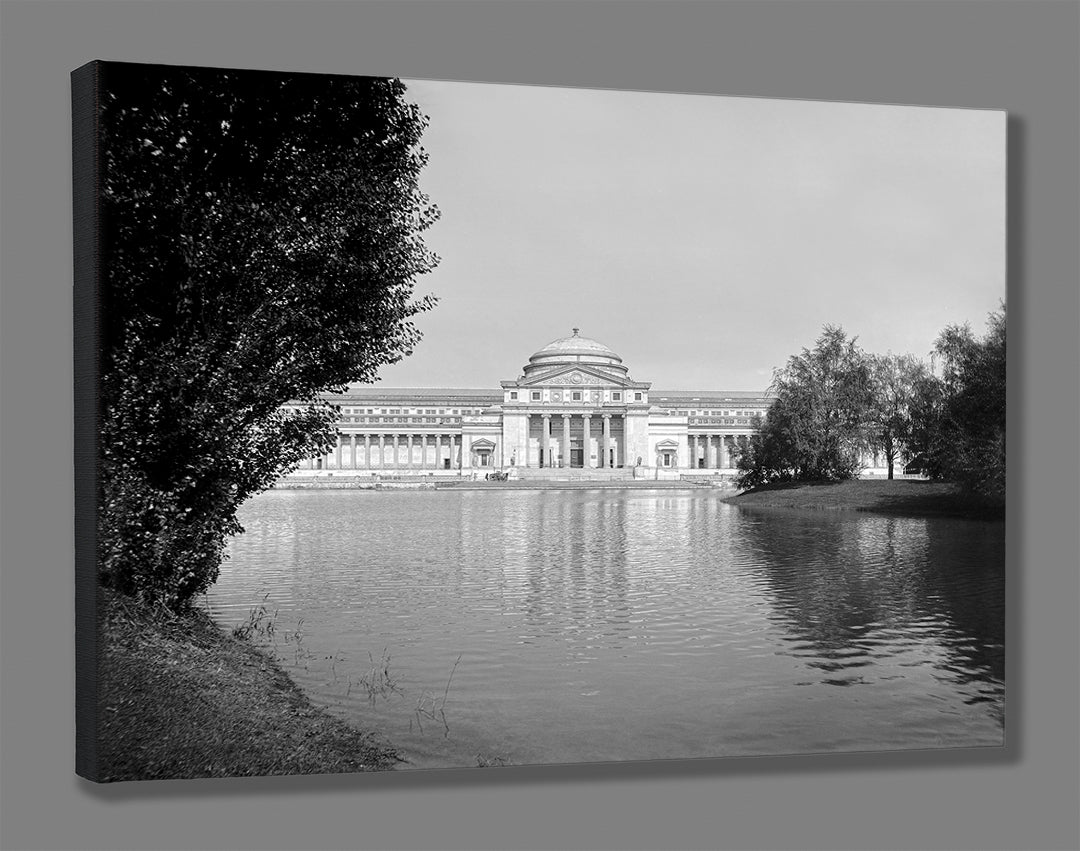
295;330;772;476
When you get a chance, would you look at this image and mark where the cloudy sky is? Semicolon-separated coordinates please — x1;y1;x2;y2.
367;79;1005;391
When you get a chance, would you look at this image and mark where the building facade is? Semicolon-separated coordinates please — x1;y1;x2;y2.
294;330;773;476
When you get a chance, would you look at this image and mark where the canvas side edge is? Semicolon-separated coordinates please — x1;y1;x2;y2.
72;59;103;783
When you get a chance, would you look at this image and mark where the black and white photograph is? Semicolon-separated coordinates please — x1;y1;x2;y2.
75;61;1006;782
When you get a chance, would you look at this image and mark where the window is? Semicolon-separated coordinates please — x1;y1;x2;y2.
634;392;643;401
452;409;459;415
612;392;622;401
572;391;582;401
509;391;518;400
531;391;541;401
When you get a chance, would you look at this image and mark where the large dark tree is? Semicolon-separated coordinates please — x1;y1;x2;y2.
97;63;439;608
736;326;873;488
913;304;1006;500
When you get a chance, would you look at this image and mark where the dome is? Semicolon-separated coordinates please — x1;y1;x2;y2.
529;329;622;364
522;328;628;378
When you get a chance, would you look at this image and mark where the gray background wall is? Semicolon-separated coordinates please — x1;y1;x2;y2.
1;2;1077;849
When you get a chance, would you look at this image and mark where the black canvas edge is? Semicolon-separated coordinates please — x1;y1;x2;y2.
72;58;102;783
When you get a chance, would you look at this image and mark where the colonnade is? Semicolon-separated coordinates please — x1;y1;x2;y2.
304;427;755;471
688;433;751;469
307;432;461;470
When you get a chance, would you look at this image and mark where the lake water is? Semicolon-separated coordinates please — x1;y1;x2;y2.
208;488;1005;769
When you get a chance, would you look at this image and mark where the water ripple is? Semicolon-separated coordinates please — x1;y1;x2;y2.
208;489;1005;768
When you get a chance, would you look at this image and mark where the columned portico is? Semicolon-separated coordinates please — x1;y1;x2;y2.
582;415;592;468
541;415;552;468
561;415;571;468
601;415;611;469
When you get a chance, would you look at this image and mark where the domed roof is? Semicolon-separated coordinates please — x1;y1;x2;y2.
529;328;622;363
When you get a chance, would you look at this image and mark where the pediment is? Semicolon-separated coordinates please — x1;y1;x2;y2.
655;439;680;449
518;364;632;389
470;438;497;450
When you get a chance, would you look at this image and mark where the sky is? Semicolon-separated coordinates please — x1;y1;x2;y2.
366;79;1005;391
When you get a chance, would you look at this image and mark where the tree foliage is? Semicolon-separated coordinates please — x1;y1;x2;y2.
97;63;439;608
736;306;1006;499
913;304;1006;500
866;353;930;479
736;326;873;488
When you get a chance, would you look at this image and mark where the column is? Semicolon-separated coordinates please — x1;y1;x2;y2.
601;415;611;469
406;434;414;470
706;434;716;469
335;433;343;469
719;434;729;468
448;434;456;469
582;415;592;468
350;434;357;469
541;415;551;468
435;433;443;470
420;434;428;469
561;415;571;468
364;434;371;469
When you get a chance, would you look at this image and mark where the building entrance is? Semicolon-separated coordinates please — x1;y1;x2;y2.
570;448;584;468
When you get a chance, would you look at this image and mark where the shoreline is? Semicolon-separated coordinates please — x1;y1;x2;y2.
97;589;400;782
725;479;1005;520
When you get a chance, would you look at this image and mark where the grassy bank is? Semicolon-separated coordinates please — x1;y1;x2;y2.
727;478;1005;520
98;589;399;782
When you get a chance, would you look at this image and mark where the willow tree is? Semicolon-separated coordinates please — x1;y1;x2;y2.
737;326;873;488
867;353;931;479
97;63;439;608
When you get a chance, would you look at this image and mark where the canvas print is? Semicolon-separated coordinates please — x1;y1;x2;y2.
74;62;1005;781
